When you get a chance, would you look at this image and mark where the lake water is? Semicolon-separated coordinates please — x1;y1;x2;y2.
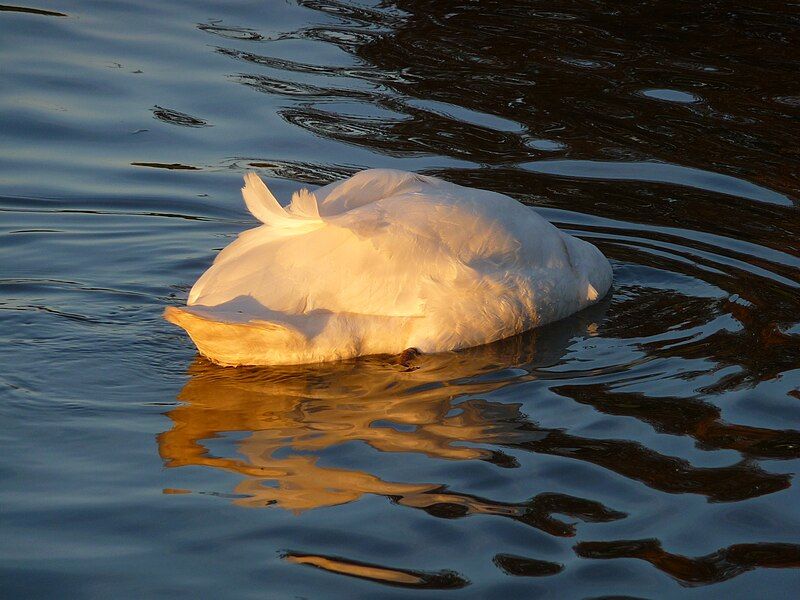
1;1;799;597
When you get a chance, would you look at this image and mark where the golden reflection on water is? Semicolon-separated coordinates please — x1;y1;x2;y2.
159;309;597;514
282;552;469;589
159;340;540;512
159;295;796;521
285;553;424;586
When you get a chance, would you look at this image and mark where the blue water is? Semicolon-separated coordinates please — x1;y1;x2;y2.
1;1;799;597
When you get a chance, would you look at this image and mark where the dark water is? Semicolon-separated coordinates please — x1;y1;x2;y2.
2;1;799;597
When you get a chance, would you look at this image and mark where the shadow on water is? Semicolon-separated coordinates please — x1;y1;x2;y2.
554;383;800;461
575;538;800;587
0;4;67;17
151;106;210;128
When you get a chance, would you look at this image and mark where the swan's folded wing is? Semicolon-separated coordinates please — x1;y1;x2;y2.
315;169;438;216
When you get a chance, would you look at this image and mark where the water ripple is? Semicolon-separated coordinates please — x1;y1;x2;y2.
1;0;799;596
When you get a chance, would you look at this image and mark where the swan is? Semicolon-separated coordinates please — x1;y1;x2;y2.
165;169;612;366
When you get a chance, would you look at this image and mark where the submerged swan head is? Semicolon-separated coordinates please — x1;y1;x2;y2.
165;169;612;366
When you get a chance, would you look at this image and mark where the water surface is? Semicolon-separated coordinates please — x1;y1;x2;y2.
1;1;799;598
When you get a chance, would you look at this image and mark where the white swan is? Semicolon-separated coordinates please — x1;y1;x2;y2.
165;169;612;366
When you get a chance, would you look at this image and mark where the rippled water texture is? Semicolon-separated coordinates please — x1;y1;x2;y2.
2;1;799;597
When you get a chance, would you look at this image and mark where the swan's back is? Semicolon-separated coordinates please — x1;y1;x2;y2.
166;169;612;365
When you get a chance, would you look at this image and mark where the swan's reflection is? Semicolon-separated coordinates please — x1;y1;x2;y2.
160;299;789;524
161;307;619;521
160;308;621;526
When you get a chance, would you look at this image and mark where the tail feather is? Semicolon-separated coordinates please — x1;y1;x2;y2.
242;172;322;229
242;172;285;224
290;188;321;219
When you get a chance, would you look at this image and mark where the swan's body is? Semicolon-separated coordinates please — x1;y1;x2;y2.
165;169;612;366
